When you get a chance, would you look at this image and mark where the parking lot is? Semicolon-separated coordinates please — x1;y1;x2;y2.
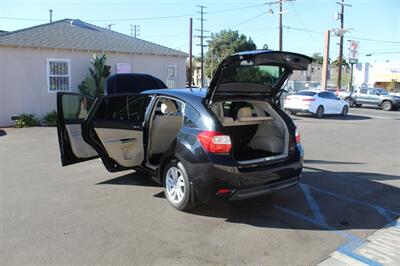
1;107;399;265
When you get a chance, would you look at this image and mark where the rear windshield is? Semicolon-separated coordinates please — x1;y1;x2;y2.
296;91;317;96
220;65;285;87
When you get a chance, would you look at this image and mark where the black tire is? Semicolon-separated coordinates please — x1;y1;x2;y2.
163;159;193;211
346;98;355;107
290;111;297;115
381;101;393;111
355;104;362;108
315;105;324;118
341;105;349;116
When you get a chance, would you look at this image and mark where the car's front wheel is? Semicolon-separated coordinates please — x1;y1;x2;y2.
163;159;193;211
381;101;393;111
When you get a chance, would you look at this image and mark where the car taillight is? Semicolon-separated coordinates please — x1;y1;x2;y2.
197;131;232;153
295;128;301;144
302;98;316;102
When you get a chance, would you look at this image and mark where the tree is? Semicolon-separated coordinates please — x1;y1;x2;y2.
78;54;111;97
311;53;324;64
205;30;257;78
331;57;349;68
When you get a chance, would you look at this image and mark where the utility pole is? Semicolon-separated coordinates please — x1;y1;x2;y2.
279;1;283;51
49;9;53;23
195;5;208;88
130;24;140;38
267;0;294;51
335;0;351;90
189;17;193;88
321;30;331;90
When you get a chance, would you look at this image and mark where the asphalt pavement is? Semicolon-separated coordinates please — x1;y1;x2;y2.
0;107;399;265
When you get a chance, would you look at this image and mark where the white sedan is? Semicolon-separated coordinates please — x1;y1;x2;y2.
284;90;349;118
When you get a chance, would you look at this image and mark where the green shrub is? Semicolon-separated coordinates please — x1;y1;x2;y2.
42;110;58;126
15;113;38;128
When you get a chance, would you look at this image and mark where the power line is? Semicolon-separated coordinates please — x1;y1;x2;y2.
0;3;270;23
229;12;266;29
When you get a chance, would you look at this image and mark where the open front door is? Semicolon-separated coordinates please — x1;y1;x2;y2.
57;92;99;166
82;94;151;172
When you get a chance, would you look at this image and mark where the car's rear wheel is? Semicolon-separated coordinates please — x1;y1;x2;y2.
341;105;349;116
315;106;324;118
163;159;193;211
290;111;297;115
381;101;392;111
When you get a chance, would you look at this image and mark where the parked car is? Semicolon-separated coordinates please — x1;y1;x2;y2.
56;50;311;210
284;90;349;118
345;87;400;111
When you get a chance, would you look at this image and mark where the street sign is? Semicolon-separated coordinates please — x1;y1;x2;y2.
348;40;359;64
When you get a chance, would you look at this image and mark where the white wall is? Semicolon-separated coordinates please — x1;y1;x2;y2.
0;47;186;126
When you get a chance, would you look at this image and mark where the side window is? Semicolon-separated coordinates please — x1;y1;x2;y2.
359;88;368;94
93;95;148;123
183;104;200;128
62;94;94;120
155;98;183;116
368;89;378;95
326;92;337;99
317;92;328;98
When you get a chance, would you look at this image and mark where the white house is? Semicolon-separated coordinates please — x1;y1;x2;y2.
0;19;187;126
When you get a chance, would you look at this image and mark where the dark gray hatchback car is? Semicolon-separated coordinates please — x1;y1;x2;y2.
57;50;311;210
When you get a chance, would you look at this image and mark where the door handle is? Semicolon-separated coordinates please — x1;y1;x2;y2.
120;138;136;144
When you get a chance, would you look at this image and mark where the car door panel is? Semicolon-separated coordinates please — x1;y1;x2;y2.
65;124;98;158
57;92;99;166
82;94;151;172
94;128;144;168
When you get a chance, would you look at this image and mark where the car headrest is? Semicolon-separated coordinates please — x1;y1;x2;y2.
161;100;177;114
237;107;252;120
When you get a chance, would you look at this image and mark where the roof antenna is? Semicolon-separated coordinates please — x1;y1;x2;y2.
49;9;53;23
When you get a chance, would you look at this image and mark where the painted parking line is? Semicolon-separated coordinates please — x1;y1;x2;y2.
319;219;400;266
274;183;400;266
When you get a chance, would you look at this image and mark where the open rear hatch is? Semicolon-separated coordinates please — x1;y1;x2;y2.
205;50;312;105
207;50;311;164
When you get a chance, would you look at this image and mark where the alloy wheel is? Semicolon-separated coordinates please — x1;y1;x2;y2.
165;166;185;204
382;101;392;111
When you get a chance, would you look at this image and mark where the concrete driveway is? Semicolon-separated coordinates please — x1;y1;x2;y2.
1;107;399;265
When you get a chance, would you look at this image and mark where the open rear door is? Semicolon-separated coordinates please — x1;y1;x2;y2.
57;92;98;166
82;94;151;172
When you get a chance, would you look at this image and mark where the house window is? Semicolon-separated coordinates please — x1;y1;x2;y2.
165;65;177;88
47;58;71;92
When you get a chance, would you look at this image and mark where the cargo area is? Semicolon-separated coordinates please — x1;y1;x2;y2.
210;100;289;163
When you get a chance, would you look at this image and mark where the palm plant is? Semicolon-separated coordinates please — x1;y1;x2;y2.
78;54;111;97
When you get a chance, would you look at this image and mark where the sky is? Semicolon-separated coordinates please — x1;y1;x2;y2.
1;0;399;63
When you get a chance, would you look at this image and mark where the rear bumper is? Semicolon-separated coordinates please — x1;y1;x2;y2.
229;176;299;200
284;107;311;113
186;151;303;203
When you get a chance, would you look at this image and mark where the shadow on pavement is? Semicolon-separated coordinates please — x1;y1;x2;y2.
187;166;400;231
305;159;364;165
0;129;7;137
96;171;160;187
96;161;400;232
294;114;371;120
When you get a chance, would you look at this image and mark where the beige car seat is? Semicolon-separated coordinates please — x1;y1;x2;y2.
150;100;183;155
